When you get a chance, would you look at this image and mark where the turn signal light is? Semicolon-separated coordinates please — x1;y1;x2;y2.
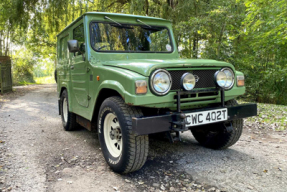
135;80;147;94
237;76;245;86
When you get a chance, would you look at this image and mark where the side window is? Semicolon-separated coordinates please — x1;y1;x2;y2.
60;35;69;60
73;24;85;56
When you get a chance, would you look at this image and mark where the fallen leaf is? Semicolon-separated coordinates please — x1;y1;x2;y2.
124;179;131;183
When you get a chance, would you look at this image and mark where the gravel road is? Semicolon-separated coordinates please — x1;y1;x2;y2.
0;84;286;192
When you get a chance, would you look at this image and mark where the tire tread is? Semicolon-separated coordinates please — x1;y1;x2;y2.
107;97;149;173
60;90;78;131
192;99;243;150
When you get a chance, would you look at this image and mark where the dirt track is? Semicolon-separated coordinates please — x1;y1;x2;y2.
0;84;287;192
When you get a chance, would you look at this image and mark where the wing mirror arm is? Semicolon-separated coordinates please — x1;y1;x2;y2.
67;40;85;61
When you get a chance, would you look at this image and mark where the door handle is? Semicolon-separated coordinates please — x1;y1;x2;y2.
70;65;74;70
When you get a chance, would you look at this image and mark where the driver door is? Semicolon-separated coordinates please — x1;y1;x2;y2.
70;22;89;108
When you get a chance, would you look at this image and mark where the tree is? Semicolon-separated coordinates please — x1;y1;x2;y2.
0;0;286;103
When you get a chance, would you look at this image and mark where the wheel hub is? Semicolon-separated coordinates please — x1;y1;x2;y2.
109;127;121;140
104;113;123;158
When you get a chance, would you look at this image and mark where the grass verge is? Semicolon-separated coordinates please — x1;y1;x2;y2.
240;101;287;131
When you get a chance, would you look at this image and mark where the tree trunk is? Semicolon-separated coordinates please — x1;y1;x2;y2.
86;0;89;12
65;3;68;26
189;35;192;58
145;0;149;15
72;0;75;21
193;32;198;58
193;0;198;58
217;22;226;58
79;0;83;15
5;30;10;56
0;31;2;56
167;0;178;9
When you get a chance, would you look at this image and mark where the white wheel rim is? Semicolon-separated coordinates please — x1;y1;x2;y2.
104;113;122;158
63;98;68;123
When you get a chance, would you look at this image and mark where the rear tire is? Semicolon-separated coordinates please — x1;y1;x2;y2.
60;90;78;131
98;96;149;173
54;69;57;83
191;99;243;149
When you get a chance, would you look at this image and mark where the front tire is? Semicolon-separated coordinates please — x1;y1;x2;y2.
60;90;78;131
191;99;243;149
98;96;149;173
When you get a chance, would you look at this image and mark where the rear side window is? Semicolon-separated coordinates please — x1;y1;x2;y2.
73;24;85;56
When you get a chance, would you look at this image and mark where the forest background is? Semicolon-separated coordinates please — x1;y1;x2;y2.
0;0;286;104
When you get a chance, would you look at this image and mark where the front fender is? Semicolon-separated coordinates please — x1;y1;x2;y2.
98;80;127;99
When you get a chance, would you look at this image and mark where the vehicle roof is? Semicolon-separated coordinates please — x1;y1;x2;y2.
57;12;170;37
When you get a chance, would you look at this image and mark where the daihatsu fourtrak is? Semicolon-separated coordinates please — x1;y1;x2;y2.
55;12;257;173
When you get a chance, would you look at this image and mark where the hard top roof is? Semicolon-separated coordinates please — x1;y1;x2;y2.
57;12;170;37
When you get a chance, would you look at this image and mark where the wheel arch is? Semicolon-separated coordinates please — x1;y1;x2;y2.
59;86;66;97
91;88;123;128
59;86;74;113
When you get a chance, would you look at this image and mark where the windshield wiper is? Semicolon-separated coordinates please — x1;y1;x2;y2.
104;16;122;26
136;19;151;28
136;19;163;31
104;16;134;29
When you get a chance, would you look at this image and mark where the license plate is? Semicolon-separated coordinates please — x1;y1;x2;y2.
185;108;228;127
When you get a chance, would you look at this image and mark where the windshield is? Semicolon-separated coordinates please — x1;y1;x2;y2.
90;22;173;53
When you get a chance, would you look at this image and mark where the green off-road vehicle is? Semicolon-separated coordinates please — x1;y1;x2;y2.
56;12;257;173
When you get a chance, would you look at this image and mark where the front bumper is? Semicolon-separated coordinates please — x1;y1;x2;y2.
132;103;257;135
132;88;257;136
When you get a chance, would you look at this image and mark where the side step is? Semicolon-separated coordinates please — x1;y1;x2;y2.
76;115;95;131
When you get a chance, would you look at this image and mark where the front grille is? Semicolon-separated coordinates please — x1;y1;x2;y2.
169;70;217;90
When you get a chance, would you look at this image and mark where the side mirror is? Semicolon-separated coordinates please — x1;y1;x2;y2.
67;40;79;53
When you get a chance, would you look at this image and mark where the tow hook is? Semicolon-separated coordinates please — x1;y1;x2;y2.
224;122;234;133
166;131;181;143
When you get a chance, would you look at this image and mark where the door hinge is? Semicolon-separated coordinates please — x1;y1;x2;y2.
87;67;90;72
87;95;91;100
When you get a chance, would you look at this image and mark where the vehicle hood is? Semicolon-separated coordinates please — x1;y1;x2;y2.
102;59;234;76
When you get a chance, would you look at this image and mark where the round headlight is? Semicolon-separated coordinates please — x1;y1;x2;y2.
221;68;235;89
215;71;227;88
150;69;172;95
181;73;196;91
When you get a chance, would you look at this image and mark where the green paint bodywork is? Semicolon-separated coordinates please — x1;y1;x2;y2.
56;12;246;121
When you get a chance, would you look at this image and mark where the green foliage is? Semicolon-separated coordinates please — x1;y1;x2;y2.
34;76;55;84
0;0;287;104
12;49;36;85
233;0;287;104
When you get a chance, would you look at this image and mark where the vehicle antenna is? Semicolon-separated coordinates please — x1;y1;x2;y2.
104;16;122;26
136;19;151;28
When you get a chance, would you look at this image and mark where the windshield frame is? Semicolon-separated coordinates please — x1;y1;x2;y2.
89;21;174;53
